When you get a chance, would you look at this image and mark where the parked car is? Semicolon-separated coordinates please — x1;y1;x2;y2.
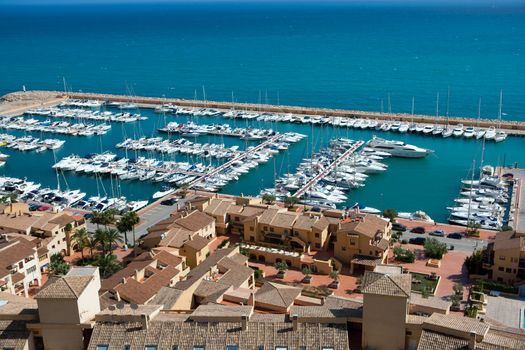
160;198;177;206
28;203;40;211
429;230;445;237
83;213;93;220
409;237;426;245
37;205;51;212
411;226;426;234
447;232;463;240
392;223;407;232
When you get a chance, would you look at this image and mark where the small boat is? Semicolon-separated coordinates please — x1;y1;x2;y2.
152;186;175;199
350;202;381;215
463;127;475;138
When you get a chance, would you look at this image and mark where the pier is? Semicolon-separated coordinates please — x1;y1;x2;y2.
2;90;525;135
292;140;364;198
187;134;283;188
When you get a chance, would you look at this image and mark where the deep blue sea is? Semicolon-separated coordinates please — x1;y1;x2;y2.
0;2;524;222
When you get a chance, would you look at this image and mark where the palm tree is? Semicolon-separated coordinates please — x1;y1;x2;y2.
116;218;130;246
86;235;98;259
104;228;123;253
49;253;70;276
95;254;122;278
71;227;89;261
123;211;139;248
94;228;108;254
284;196;299;208
64;223;73;256
90;211;105;229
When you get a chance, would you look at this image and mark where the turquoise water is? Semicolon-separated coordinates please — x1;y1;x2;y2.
0;2;524;222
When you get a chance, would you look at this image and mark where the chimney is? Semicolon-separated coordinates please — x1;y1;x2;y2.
122;277;127;284
134;269;139;281
291;314;298;331
115;291;121;302
141;314;149;330
247;292;255;306
468;331;477;350
241;315;248;331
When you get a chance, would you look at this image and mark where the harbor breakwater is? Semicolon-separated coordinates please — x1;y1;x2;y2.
2;90;525;135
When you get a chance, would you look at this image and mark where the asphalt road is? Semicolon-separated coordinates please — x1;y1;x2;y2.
398;229;487;253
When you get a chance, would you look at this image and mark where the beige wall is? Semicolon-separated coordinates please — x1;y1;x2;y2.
362;293;407;350
490;247;522;284
40;325;84;350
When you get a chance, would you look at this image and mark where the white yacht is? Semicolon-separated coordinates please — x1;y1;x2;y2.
452;124;464;137
367;137;432;158
463;127;475;138
398;210;434;223
484;126;496;140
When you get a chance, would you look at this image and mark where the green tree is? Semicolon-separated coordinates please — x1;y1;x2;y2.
284;196;299;208
0;193;17;204
275;261;288;274
49;253;70;276
424;238;448;259
94;228;109;254
466;221;481;237
393;247;415;263
302;267;312;278
94;254;122;278
123;211;140;248
104;228;123;253
71;227;89;261
464;250;486;275
262;193;276;205
86;235;98;259
382;208;398;223
329;270;340;283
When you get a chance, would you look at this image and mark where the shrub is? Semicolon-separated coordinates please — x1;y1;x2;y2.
394;247;415;263
424;238;448;259
383;208;398;223
476;280;518;294
401;239;408;245
218;239;230;248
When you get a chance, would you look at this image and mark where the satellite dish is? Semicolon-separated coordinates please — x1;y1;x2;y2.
116;302;125;309
108;305;116;311
130;304;139;310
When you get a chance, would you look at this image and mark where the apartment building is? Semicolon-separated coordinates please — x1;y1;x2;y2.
1;263;525;350
0;202;85;258
334;213;392;274
482;230;525;285
140;210;215;268
0;235;41;297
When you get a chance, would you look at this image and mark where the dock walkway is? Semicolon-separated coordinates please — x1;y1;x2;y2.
293;140;364;198
187;134;283;188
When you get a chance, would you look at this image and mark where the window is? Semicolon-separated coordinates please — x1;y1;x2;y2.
499;256;506;261
322;348;335;350
18;261;23;269
27;266;37;274
270;227;274;232
123;346;130;350
275;347;288;350
144;346;158;350
315;233;319;238
227;347;239;350
342;247;346;251
172;347;178;350
505;268;512;273
96;346;109;350
250;226;254;231
498;267;504;271
257;347;264;350
315;243;320;249
299;347;306;350
194;347;205;350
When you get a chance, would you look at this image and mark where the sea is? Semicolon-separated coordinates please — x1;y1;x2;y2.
0;1;524;222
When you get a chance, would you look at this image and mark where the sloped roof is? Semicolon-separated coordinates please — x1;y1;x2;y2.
339;214;387;238
361;271;411;297
423;313;490;337
255;282;301;309
35;275;93;299
150;287;184;309
183;235;209;251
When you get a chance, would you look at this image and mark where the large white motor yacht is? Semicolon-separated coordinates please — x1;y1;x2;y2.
367;136;432;158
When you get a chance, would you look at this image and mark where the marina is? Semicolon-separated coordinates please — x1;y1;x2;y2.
0;115;111;136
0;91;523;223
27;106;146;123
0;133;65;152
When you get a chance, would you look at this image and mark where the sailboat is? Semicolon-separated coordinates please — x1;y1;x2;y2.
494;90;507;142
442;87;453;137
432;92;443;135
474;98;486;139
